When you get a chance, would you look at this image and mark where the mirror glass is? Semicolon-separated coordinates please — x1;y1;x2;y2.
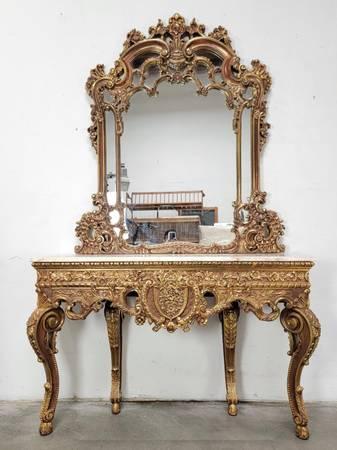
105;81;251;247
241;106;251;204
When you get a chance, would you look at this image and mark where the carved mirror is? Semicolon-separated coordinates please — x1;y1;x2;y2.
75;14;284;254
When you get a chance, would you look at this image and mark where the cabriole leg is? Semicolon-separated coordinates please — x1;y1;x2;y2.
220;303;240;416
280;307;321;440
104;302;123;414
27;306;65;435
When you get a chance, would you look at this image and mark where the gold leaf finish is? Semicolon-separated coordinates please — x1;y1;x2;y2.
75;14;283;255
27;257;320;438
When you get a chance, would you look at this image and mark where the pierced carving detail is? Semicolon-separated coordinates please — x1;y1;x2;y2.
34;261;312;333
79;14;283;255
235;191;285;253
75;190;283;254
28;259;320;438
75;193;128;254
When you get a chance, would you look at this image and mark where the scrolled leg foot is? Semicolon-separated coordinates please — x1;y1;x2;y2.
112;402;121;414
39;421;53;436
228;403;238;416
220;303;240;416
280;306;320;440
296;425;310;440
27;306;65;435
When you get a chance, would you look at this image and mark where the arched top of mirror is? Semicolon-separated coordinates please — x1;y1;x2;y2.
86;13;271;143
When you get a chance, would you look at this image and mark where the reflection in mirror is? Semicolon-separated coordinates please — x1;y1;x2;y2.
241;106;252;206
106;111;116;203
105;81;252;247
105;111;122;229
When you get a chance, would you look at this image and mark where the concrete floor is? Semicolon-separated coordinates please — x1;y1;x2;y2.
0;401;335;450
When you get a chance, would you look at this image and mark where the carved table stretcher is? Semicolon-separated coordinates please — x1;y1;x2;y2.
27;255;320;440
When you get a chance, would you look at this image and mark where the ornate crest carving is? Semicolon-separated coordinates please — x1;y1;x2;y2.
154;287;189;320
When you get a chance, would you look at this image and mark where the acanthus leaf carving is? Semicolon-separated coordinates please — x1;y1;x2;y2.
34;263;312;333
123;28;146;52
209;26;233;48
234;191;285;253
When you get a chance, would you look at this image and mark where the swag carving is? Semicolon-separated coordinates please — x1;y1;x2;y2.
34;262;312;332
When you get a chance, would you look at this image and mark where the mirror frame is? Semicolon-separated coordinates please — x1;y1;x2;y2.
75;13;284;254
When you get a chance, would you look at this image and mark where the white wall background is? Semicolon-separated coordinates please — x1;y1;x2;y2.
1;0;337;402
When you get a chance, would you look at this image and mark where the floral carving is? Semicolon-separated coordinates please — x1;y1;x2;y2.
33;261;313;333
147;14;206;40
123;29;145;51
75;193;128;254
235;191;285;253
209;25;232;48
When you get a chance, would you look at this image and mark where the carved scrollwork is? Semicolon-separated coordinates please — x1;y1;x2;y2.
34;261;312;333
77;14;283;255
86;13;266;147
123;29;146;52
75;193;128;254
27;306;65;435
280;307;321;439
75;190;284;255
235;191;285;253
147;14;206;41
209;26;233;48
29;258;320;438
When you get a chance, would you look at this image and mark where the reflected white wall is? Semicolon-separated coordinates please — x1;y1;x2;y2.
120;84;236;223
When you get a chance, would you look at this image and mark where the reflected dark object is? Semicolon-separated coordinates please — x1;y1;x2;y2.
165;230;177;241
126;216;200;245
126;219;159;244
127;190;205;218
180;207;218;226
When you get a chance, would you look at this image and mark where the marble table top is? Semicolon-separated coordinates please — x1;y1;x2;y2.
32;254;313;264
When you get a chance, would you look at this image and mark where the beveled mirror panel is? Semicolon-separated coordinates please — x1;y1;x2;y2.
75;14;284;254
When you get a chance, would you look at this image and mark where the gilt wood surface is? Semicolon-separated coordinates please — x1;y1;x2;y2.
27;256;320;439
75;13;284;255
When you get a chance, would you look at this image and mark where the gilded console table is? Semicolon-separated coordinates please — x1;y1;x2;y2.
27;255;320;440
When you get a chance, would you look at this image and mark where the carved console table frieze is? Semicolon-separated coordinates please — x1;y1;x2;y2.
27;255;320;439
